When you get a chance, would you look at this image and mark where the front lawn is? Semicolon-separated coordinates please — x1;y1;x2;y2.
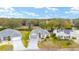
21;31;30;48
38;33;79;49
0;41;13;51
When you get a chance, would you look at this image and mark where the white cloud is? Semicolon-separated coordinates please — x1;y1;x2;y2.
65;7;79;14
0;7;39;18
67;10;79;14
44;7;58;13
46;7;58;11
0;7;15;13
71;7;79;11
65;11;77;14
0;7;25;18
33;7;43;9
65;11;69;14
0;0;79;7
25;12;39;16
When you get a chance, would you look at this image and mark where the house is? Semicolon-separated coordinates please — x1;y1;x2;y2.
28;28;50;49
29;28;50;41
0;29;22;42
53;29;79;41
53;29;79;44
0;29;25;50
53;29;73;39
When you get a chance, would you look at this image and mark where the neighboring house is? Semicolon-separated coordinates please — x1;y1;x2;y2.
53;29;73;39
28;28;50;49
29;28;50;40
0;29;26;50
0;29;22;42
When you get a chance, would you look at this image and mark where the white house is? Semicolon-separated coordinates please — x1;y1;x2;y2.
0;29;26;50
53;29;79;40
28;28;50;49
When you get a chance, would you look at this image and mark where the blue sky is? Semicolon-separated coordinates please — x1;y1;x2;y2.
0;7;79;19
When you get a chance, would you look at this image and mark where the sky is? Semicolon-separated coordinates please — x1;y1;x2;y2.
0;0;79;19
0;0;79;7
0;7;79;19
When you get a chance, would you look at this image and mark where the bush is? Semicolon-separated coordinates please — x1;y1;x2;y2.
0;28;6;31
46;35;49;38
50;33;56;37
7;36;11;41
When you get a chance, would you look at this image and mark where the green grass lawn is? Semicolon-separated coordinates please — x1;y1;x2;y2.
50;35;79;48
0;41;13;51
0;44;13;51
21;31;30;48
38;34;79;49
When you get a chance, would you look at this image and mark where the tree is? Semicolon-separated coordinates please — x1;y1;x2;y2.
2;20;21;29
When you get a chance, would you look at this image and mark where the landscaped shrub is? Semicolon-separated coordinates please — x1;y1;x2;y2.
0;28;6;31
7;36;11;41
46;35;49;38
67;42;71;46
50;33;56;37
